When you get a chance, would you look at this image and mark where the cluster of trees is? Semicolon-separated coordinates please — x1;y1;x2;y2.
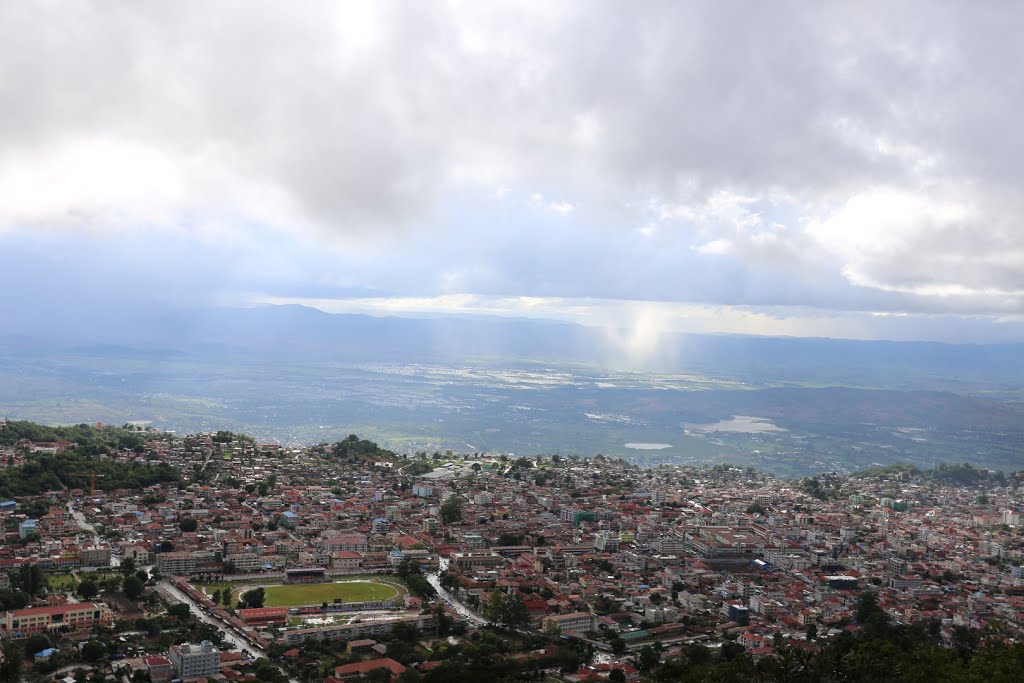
797;472;845;500
927;462;1007;486
392;628;589;683
440;497;463;523
650;592;1024;682
0;451;181;499
482;589;530;626
396;559;437;599
240;587;266;609
211;430;255;444
0;566;49;612
0;420;160;452
209;587;234;608
77;562;150;601
330;434;396;461
851;462;1023;489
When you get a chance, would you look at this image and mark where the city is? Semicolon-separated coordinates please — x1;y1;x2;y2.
1;422;1022;681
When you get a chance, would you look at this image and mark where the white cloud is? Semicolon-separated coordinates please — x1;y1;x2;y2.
1;1;1023;336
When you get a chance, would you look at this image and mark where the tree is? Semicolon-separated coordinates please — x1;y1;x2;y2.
609;668;627;683
212;589;222;605
483;588;505;623
77;578;98;601
440;497;463;524
179;517;198;532
497;532;525;546
854;590;886;626
503;592;530;626
14;564;47;597
168;603;190;619
397;669;423;683
610;637;626;656
120;556;137;576
123;575;145;600
806;621;818;641
242;587;266;609
0;589;29;611
635;644;661;671
81;640;106;662
0;638;23;683
21;635;51;658
364;668;392;683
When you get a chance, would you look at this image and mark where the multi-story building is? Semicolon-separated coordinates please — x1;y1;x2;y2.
18;519;37;539
169;641;220;678
144;655;174;683
80;547;112;567
0;602;112;638
331;550;364;572
322;532;368;553
157;551;198;576
226;552;263;573
594;531;620;553
655;535;688;555
450;552;505;571
543;611;596;636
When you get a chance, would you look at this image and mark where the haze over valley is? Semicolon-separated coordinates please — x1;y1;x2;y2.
2;305;1021;477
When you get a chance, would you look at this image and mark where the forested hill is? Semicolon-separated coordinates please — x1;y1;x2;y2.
329;434;397;462
0;420;157;452
0;420;181;499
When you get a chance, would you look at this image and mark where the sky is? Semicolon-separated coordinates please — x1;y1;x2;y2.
2;1;1023;343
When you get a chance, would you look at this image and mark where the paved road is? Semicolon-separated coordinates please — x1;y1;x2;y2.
426;558;489;627
157;580;301;683
67;502;121;567
157;580;262;656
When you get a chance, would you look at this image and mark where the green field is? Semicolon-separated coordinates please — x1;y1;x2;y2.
47;573;80;591
259;580;403;607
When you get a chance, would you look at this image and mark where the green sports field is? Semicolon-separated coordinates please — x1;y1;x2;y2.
259;580;404;607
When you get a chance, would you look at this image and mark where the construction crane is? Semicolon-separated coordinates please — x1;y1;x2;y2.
68;471;105;497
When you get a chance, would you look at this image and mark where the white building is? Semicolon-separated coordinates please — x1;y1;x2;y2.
169;641;220;678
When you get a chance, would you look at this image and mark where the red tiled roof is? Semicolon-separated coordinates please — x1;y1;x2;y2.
6;602;102;617
333;657;406;677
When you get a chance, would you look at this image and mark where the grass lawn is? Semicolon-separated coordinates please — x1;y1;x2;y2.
196;582;231;598
47;573;80;591
261;580;403;607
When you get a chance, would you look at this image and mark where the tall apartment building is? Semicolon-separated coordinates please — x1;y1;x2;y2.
169;640;221;678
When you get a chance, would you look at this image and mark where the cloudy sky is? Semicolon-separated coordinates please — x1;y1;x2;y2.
2;0;1023;343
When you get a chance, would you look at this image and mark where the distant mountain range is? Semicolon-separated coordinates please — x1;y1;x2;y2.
3;303;1022;393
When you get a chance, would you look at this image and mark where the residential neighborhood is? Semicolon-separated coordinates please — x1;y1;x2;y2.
2;423;1024;681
